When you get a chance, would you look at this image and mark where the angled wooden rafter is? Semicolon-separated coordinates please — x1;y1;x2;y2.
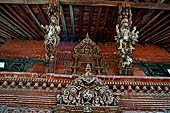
93;7;102;41
153;32;170;44
4;4;39;39
139;10;164;33
132;9;145;26
69;5;75;40
16;5;43;38
147;26;170;42
0;25;20;39
0;16;27;38
79;6;83;40
100;7;109;41
87;7;94;35
139;18;170;41
107;8;117;41
60;5;68;40
0;5;33;38
37;5;49;25
0;30;15;39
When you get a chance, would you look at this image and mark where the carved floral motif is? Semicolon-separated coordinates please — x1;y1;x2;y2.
57;64;116;106
74;33;101;57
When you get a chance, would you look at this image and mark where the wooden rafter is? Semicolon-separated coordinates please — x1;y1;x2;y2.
146;26;170;42
139;10;164;33
93;7;102;41
0;26;20;39
133;9;145;26
60;5;68;40
79;6;83;40
100;7;109;41
37;5;49;25
0;30;15;39
4;4;39;39
107;8;117;41
0;5;33;38
26;5;41;27
0;16;27;38
154;33;170;44
139;13;170;42
1;0;170;10
87;7;93;35
69;5;75;40
16;5;43;38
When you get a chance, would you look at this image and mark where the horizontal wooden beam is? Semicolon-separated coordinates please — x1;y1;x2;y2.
1;0;170;10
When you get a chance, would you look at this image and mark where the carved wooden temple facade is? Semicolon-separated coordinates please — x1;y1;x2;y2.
0;0;170;113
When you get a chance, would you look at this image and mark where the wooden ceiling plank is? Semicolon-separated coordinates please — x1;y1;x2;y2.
159;34;170;44
139;13;170;42
26;5;43;28
139;10;164;33
4;4;39;39
87;7;93;35
0;5;34;38
93;7;102;41
1;0;170;10
0;26;21;39
0;30;15;39
16;5;43;38
133;9;145;26
60;5;68;40
153;33;170;44
37;5;49;25
0;16;27;38
69;5;75;40
146;26;170;42
100;7;109;41
107;8;117;41
79;6;83;39
0;22;23;39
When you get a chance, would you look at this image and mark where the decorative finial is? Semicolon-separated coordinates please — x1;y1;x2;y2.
86;33;89;39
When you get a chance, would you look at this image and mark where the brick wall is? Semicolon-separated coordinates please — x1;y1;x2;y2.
0;40;170;75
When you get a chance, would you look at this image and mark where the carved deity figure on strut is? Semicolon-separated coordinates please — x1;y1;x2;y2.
115;6;139;68
41;3;61;64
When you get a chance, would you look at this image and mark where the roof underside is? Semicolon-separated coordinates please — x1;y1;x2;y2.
0;0;170;52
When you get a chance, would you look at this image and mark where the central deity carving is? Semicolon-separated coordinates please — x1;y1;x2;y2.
57;64;116;106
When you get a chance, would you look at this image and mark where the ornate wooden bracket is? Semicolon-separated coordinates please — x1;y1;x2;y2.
115;5;139;75
41;0;61;73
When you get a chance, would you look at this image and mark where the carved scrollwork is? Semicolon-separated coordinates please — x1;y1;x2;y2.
74;33;101;57
57;64;116;106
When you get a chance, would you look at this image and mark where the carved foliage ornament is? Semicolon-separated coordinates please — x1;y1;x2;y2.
74;33;101;57
115;6;139;68
57;64;116;106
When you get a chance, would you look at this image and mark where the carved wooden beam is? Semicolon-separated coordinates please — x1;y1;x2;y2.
1;0;170;10
69;5;75;40
0;5;35;39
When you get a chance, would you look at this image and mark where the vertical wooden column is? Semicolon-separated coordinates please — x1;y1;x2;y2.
42;0;61;73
